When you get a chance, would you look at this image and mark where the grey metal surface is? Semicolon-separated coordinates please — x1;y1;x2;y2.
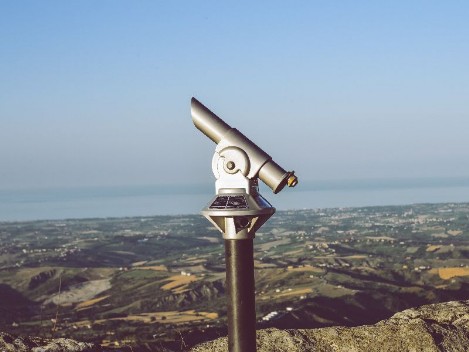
216;128;271;180
191;97;297;194
191;97;231;144
201;191;275;239
258;160;291;194
225;239;257;352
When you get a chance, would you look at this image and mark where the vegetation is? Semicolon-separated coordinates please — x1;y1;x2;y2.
1;203;469;350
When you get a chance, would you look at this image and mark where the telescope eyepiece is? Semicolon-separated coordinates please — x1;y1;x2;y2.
287;174;298;187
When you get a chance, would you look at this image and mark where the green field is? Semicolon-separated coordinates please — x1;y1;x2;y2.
1;203;469;350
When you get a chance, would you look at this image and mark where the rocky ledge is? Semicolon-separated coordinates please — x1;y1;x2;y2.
191;300;469;352
0;333;98;352
1;300;468;351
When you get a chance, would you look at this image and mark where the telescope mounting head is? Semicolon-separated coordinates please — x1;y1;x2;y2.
191;97;298;240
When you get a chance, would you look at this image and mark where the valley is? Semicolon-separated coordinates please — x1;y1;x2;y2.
1;203;469;350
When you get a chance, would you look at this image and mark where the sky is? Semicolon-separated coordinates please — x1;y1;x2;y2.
1;1;469;190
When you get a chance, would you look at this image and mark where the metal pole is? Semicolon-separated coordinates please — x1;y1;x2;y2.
225;239;257;352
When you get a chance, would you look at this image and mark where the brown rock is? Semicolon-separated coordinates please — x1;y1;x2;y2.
0;332;98;352
190;300;469;352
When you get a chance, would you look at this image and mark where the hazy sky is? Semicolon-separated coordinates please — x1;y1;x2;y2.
1;1;468;190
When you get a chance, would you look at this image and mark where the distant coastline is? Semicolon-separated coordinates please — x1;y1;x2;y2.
1;177;469;222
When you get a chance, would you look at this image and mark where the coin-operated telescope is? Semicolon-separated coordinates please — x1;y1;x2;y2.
191;98;297;352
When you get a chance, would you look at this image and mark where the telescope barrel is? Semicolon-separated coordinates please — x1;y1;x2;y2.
191;97;231;144
259;160;293;194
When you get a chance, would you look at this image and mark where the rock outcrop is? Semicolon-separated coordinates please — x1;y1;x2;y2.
2;300;468;351
191;300;469;352
0;332;98;352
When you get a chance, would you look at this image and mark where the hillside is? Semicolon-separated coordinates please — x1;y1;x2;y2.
1;203;469;349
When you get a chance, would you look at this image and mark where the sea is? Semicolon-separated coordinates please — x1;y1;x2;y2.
1;177;469;222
